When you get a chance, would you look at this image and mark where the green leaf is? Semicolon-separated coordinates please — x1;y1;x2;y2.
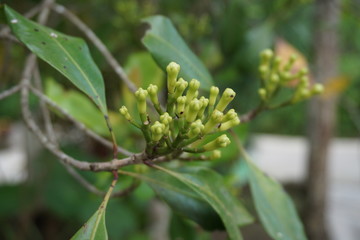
124;51;164;89
71;208;107;240
5;5;108;114
245;160;307;240
44;78;109;136
71;179;116;240
142;15;213;90
151;166;253;240
146;169;226;230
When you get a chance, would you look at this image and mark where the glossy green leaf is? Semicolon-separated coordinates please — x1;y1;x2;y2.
5;6;108;114
147;169;226;230
124;51;164;89
245;160;307;240
152;166;253;240
45;78;109;136
142;15;213;90
71;207;107;240
71;179;116;240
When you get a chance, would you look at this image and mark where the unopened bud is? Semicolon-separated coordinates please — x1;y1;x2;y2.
210;150;221;159
188;119;204;138
222;109;237;122
203;134;231;151
311;83;324;95
216;88;236;112
173;78;188;99
176;96;186;117
258;88;267;100
218;117;240;131
197;97;209;119
151;121;165;141
147;84;159;105
260;49;273;63
166;62;180;94
135;88;148;114
203;110;223;134
186;98;202;123
209;86;219;106
119;106;132;121
186;79;200;104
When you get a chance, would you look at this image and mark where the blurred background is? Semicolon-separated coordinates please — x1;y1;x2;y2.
0;0;359;239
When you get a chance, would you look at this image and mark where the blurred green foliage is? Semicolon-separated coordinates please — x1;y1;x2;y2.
1;0;360;239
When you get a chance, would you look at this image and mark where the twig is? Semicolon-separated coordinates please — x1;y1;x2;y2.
33;64;57;143
0;33;20;43
28;85;134;156
52;4;137;93
0;84;21;101
239;103;266;123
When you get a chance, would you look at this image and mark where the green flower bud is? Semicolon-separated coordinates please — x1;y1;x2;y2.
299;76;309;88
273;56;282;73
147;84;159;105
260;49;273;64
186;98;202;123
280;71;292;82
188;119;204;138
300;88;310;99
119;106;132;121
173;78;188;99
284;54;297;72
258;88;267;100
210;150;221;159
203;134;231;151
203;110;223;134
270;73;279;83
222;109;237;122
215;88;236;112
176;96;186;117
135;88;148;115
166;62;180;94
186;79;200;104
218;117;240;131
298;67;308;77
311;83;324;95
150;121;165;141
197;97;209;119
160;112;172;125
209;86;219;106
259;65;269;79
160;112;172;133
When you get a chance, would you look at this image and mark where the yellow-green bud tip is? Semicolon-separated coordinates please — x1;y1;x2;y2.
261;49;273;61
216;88;236;112
258;88;267;100
216;134;231;147
135;88;148;101
147;84;158;95
166;62;180;74
312;84;324;95
119;106;128;115
189;79;200;91
211;150;221;159
160;112;172;125
151;121;165;141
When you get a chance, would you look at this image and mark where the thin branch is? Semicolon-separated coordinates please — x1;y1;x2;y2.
21;63;169;171
52;4;137;93
0;33;20;43
28;85;134;156
33;64;57;143
239;103;266;123
0;84;21;101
